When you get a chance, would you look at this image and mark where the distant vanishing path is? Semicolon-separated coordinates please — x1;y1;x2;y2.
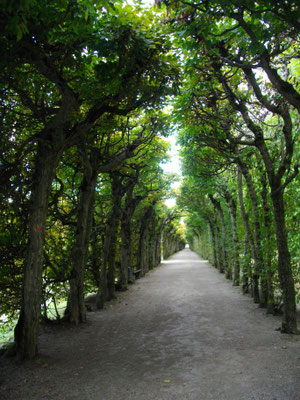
1;249;300;400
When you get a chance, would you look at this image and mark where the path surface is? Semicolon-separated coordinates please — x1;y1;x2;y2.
1;249;299;400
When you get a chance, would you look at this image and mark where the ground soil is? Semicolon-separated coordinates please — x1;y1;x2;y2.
1;248;299;400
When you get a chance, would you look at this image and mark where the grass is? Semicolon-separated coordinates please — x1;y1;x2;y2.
0;299;68;349
0;319;15;349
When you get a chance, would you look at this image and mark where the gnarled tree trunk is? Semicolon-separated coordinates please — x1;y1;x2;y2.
14;145;61;359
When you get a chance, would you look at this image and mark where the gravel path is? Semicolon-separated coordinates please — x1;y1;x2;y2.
1;248;300;400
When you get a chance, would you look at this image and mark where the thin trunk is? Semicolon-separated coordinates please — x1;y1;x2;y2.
224;191;240;285
238;162;263;304
106;175;125;300
149;217;156;270
138;207;154;276
64;174;97;324
242;238;250;294
209;196;228;275
237;168;255;296
120;217;131;290
163;229;173;259
96;232;109;309
119;176;143;290
154;232;162;267
261;172;275;313
119;191;135;290
215;222;223;272
90;223;101;288
154;217;166;267
206;216;217;268
106;216;120;299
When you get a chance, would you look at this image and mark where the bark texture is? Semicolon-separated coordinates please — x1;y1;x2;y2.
208;195;228;276
14;146;61;359
64;174;97;324
224;190;240;286
238;161;264;304
271;190;297;333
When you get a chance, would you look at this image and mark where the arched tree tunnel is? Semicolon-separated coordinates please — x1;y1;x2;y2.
0;0;299;368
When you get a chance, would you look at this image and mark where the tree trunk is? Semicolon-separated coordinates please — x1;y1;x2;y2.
238;162;264;303
119;176;143;290
106;225;119;300
271;190;298;333
261;172;275;313
254;135;298;331
224;191;240;285
215;221;223;272
64;174;97;324
206;216;217;268
14;146;60;359
139;233;150;276
153;217;165;267
208;196;228;275
96;232;109;309
237;167;260;302
154;228;162;268
138;206;154;276
90;223;101;288
149;217;157;271
242;238;250;294
119;191;135;290
106;174;125;300
120;216;131;290
162;230;171;259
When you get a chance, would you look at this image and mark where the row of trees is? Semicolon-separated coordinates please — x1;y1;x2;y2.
0;0;185;360
164;0;299;333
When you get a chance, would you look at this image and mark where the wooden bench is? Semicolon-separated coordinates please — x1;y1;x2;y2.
132;269;142;279
128;267;142;282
